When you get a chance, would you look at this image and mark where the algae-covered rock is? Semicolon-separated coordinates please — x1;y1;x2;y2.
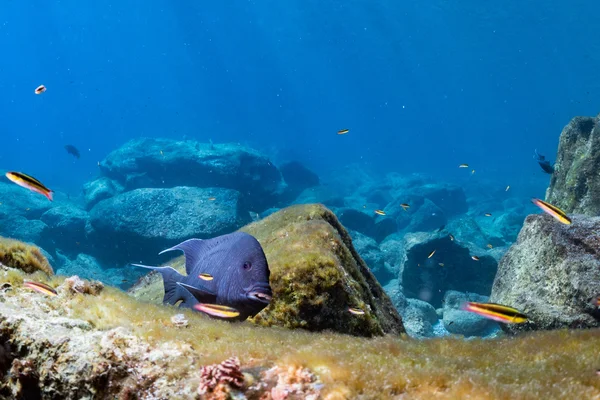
130;204;404;337
0;237;53;275
490;214;600;333
546;113;600;215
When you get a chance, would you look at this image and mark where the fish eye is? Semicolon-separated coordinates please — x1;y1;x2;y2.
243;261;252;270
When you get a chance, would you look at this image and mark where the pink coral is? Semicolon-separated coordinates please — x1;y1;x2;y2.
197;357;245;396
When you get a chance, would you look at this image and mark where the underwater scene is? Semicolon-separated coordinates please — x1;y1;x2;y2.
0;1;600;399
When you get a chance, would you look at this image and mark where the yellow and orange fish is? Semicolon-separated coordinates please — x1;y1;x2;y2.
484;213;492;217
428;249;436;259
471;255;480;261
337;129;349;135
462;302;528;324
194;303;240;319
458;164;469;168
374;209;386;216
531;198;571;225
5;172;53;201
23;281;57;297
400;203;410;211
34;85;46;94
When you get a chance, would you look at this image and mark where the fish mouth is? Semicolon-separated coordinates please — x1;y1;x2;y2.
247;286;272;304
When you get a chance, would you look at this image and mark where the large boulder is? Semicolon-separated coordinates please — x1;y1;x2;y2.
0;182;53;219
129;204;404;337
0;216;48;244
88;187;250;264
400;232;497;307
490;214;600;333
98;138;285;211
546;113;600;215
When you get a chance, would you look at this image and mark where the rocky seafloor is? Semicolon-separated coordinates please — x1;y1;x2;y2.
0;267;599;399
0;113;599;398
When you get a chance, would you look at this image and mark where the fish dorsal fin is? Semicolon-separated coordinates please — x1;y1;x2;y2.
159;238;210;275
177;282;217;304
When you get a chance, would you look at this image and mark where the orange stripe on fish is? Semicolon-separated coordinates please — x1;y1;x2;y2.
194;303;240;318
23;281;57;297
462;302;528;324
531;198;571;225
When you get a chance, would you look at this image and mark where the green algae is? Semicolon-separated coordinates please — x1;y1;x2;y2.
6;269;598;399
130;204;404;337
0;237;53;275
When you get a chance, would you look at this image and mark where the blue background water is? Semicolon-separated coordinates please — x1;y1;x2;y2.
1;1;598;196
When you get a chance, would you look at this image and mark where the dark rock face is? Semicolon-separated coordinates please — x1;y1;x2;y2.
416;183;468;217
546;113;600;215
348;230;393;284
400;232;497;307
40;205;89;256
337;208;375;237
279;161;319;198
490;214;600;333
88;187;250;263
99;138;285;212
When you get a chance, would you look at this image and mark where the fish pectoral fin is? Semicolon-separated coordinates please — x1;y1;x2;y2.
131;264;186;305
159;239;209;275
177;282;217;303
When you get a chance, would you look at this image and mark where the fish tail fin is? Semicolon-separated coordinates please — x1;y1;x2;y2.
46;191;54;201
131;264;186;305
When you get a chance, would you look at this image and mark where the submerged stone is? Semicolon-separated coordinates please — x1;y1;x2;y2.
400;231;497;307
546;113;600;215
130;204;404;337
88;186;250;264
98;138;285;211
490;214;600;333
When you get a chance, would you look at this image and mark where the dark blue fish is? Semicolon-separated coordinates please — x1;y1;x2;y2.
534;149;554;174
132;231;272;321
64;145;80;159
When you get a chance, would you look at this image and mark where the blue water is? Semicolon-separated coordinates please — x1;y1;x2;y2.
1;1;599;195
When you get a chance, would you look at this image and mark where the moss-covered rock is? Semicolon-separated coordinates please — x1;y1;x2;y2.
546;113;600;215
0;237;53;275
129;204;404;337
490;214;600;333
0;268;599;399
